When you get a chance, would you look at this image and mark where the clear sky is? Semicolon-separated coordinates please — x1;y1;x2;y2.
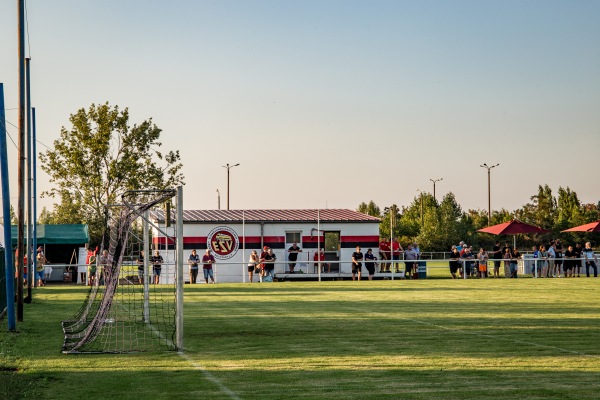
1;0;599;215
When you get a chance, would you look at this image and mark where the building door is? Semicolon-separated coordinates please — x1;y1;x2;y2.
323;231;340;272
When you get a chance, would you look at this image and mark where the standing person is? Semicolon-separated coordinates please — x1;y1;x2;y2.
547;242;556;277
379;238;390;272
413;242;421;259
531;246;539;277
83;247;98;284
554;240;563;278
87;252;97;286
404;244;418;279
287;243;302;274
264;248;277;280
449;246;461;279
538;245;549;278
35;247;47;287
510;248;522;278
583;242;598;278
202;248;216;284
477;248;488;279
391;239;403;273
137;252;145;284
247;250;260;282
98;249;110;285
492;241;502;278
461;246;475;278
188;249;200;284
313;248;327;273
351;246;363;281
563;245;576;278
574;243;583;277
151;250;164;284
259;246;269;280
364;248;377;280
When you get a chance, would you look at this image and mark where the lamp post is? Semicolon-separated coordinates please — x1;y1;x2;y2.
480;163;499;226
222;163;240;210
416;189;424;227
216;189;220;210
429;177;443;201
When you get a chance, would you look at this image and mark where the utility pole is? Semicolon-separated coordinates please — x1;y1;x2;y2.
222;163;240;210
480;163;499;226
429;178;443;201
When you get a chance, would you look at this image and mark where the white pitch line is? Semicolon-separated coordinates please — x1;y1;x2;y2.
148;324;242;400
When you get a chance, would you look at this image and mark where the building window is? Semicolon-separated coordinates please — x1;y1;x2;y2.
285;231;301;244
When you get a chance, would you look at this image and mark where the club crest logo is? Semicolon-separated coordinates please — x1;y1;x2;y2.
207;226;239;260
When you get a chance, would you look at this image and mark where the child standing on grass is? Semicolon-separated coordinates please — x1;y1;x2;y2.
477;248;488;279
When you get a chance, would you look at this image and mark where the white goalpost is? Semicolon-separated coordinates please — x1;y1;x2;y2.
61;187;184;354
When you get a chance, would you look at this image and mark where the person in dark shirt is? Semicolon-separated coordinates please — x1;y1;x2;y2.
563;245;576;278
287;243;302;274
351;246;364;281
511;248;522;278
574;243;583;277
151;250;164;284
492;241;502;278
449;246;461;279
364;248;377;280
137;252;145;284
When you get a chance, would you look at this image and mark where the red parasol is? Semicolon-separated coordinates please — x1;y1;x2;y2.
477;220;550;235
561;220;600;233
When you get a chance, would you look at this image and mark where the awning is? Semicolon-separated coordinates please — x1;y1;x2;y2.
10;224;89;245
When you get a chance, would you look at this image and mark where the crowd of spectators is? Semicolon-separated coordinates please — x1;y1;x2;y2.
447;239;597;279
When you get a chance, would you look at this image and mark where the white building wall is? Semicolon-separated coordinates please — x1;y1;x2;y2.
152;220;379;283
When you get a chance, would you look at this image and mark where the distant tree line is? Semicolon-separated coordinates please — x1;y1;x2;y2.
357;185;600;252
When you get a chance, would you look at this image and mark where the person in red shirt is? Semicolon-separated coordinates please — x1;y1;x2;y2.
379;238;391;272
391;239;404;273
313;248;328;273
202;249;216;284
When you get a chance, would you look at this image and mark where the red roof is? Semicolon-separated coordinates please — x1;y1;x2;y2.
152;209;380;223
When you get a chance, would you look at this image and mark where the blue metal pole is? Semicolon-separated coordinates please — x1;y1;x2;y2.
0;83;17;331
32;107;37;285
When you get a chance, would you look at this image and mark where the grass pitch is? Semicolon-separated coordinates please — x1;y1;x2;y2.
1;278;600;399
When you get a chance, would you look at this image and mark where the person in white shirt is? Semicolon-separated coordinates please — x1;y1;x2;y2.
583;242;598;278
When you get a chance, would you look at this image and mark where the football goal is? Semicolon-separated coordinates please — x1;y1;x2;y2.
61;187;184;354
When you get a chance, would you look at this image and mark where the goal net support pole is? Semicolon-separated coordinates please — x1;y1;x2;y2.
176;186;184;351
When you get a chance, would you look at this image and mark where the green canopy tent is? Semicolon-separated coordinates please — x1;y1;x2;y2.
10;224;89;265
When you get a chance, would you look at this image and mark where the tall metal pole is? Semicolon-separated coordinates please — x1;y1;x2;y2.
25;58;32;297
17;0;26;321
216;189;220;210
480;163;499;226
222;163;239;210
175;186;184;351
429;178;443;201
0;83;17;331
32;107;37;287
143;210;150;323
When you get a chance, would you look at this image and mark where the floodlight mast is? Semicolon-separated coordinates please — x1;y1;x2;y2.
429;178;443;200
480;163;499;226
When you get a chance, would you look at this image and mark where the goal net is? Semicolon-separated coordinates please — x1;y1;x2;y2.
61;189;180;354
